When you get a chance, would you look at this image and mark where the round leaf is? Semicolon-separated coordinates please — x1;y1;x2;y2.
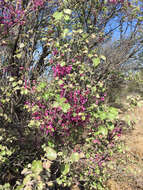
31;160;43;174
71;152;80;162
45;147;57;161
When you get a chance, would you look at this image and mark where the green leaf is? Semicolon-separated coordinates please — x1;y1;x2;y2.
57;178;62;185
9;77;15;82
107;107;118;120
43;93;49;101
64;9;72;15
37;181;44;190
100;55;106;61
53;102;59;108
14;86;20;91
86;153;90;159
21;88;28;95
23;174;32;185
62;164;70;175
53;11;63;20
60;62;66;66
62;28;70;37
39;82;47;89
15;185;24;190
107;113;116;121
62;103;70;113
82;116;86;121
19;43;25;48
31;160;43;174
98;112;107;120
77;29;83;34
92;86;96;92
71;152;80;162
45;147;57;161
92;58;100;67
58;80;64;85
18;80;23;84
59;97;66;103
98;126;108;136
15;53;22;59
107;122;114;130
88;54;93;58
28;120;35;127
12;81;17;87
64;15;70;21
37;82;47;91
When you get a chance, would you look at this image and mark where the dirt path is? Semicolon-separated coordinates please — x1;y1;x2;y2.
107;106;143;190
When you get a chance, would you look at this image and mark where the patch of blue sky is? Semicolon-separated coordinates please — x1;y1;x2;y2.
33;41;43;62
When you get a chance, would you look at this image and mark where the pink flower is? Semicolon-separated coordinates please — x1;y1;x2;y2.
49;59;54;64
45;111;49;116
108;0;117;3
52;49;58;56
101;97;104;101
35;116;41;120
93;139;101;144
71;58;75;63
52;64;72;78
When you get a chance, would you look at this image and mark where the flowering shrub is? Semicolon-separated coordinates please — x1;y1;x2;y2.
21;38;122;189
0;0;141;189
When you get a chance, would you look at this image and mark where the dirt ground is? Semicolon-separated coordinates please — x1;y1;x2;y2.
107;106;143;190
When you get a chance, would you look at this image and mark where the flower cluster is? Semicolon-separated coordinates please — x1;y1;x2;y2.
52;64;72;78
32;0;45;10
0;0;45;32
0;0;24;28
108;0;125;4
29;88;90;136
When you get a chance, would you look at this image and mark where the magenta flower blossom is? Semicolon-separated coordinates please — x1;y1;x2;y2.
0;0;45;32
93;139;101;144
49;59;54;64
52;49;58;56
52;64;72;78
101;97;104;101
71;58;75;63
96;100;99;104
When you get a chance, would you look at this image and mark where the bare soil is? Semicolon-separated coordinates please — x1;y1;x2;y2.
107;106;143;190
